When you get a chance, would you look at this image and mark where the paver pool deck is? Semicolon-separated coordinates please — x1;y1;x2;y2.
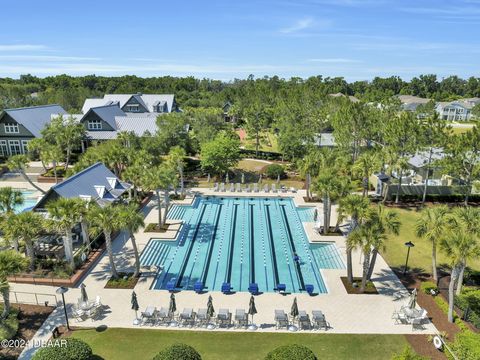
11;187;437;338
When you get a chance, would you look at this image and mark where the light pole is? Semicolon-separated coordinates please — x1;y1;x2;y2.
403;241;415;276
56;286;70;331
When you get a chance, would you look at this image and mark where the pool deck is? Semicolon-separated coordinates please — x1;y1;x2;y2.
11;188;437;336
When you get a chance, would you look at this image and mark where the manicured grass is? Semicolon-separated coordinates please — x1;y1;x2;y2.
71;328;407;360
451;126;473;135
381;207;480;272
241;131;279;152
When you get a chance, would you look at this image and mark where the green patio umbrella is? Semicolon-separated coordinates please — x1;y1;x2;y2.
207;295;215;318
80;283;88;303
248;295;258;330
131;291;140;325
169;293;177;315
313;208;318;222
290;297;299;320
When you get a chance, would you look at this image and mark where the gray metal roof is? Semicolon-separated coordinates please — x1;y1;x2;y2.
314;132;336;147
115;114;158;136
82;94;175;113
2;104;66;137
86;131;119;140
46;162;130;207
408;149;445;168
83;104;126;129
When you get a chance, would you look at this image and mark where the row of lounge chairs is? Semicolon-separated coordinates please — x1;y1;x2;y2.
140;307;248;328
274;309;329;330
212;182;297;193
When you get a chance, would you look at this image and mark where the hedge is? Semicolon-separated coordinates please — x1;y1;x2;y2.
391;346;428;360
455;288;480;329
153;343;201;360
264;164;285;179
448;331;480;360
265;344;316;360
32;338;93;360
420;281;438;295
0;309;19;341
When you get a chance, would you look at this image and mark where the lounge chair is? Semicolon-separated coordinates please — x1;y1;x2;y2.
274;310;289;330
254;184;259;193
298;310;311;330
312;310;329;330
213;182;219;192
156;307;170;325
216;309;232;327
196;308;209;327
280;186;287;193
220;183;225;192
235;309;248;328
236;183;241;192
271;184;277;193
230;183;235;192
180;308;196;327
264;184;269;193
141;306;156;326
246;184;251;193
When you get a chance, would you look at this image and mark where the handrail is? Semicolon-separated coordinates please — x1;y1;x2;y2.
4;290;58;307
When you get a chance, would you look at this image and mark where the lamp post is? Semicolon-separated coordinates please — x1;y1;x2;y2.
403;241;415;276
56;286;70;331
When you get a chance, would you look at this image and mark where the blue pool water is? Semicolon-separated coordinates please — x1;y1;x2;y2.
13;189;39;213
140;196;344;294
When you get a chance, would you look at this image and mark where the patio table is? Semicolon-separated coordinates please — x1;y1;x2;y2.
403;308;421;320
79;300;95;311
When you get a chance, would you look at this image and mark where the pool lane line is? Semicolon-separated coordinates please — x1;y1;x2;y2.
264;203;281;287
224;203;239;284
200;203;223;285
175;203;208;288
210;200;231;290
249;203;256;284
279;204;306;291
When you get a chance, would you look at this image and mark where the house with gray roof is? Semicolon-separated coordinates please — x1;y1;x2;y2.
34;162;131;210
0;104;66;157
435;98;480;121
82;93;177;114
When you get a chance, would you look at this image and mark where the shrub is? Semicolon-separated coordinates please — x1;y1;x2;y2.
420;281;438;295
0;309;19;340
153;343;201;360
264;164;285;180
391;346;427;360
448;331;480;360
265;344;316;360
32;338;93;360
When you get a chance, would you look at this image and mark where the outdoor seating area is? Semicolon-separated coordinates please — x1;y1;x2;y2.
274;309;329;331
212;182;297;194
392;290;430;330
72;295;103;322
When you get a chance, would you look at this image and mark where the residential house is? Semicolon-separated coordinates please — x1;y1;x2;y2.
0;105;66;157
328;92;359;103
34;162;131;211
397;95;431;112
435;98;480;121
314;132;336;147
82;93;177;114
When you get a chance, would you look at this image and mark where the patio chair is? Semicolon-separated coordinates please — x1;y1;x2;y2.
72;308;86;322
276;283;286;294
274;310;289;330
220;183;225;192
235;309;248;328
264;184;269;193
305;284;314;295
216;308;232;327
180;308;196;327
156;307;170;325
392;311;408;325
246;184;251;193
411;316;425;331
312;310;328;330
248;283;259;295
196;308;209;327
236;183;241;192
213;182;219;192
271;184;277;193
254;184;259;193
194;281;204;293
298;310;311;330
93;295;102;308
88;305;102;322
222;282;232;294
141;306;156;326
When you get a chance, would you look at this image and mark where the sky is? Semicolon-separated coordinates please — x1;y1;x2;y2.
0;0;479;81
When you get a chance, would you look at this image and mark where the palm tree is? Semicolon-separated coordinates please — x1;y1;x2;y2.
6;155;46;194
167;146;187;196
353;151;380;197
337;194;371;283
298;149;321;200
415;205;450;281
440;229;480;322
314;170;343;235
118;203;145;278
141;163;178;227
0;251;28;319
73;198;93;253
392;156;410;204
2;212;43;271
88;205;121;279
366;205;400;280
46;198;81;269
0;187;23;214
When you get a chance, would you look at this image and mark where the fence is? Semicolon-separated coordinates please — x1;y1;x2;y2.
6;290;58;307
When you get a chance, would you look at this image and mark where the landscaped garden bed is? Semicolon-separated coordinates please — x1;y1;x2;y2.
341;277;378;294
144;223;171;233
105;272;139;289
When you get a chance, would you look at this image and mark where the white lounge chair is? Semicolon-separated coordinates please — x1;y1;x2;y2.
264;184;269;193
236;183;241;192
274;310;288;330
220;183;225;192
271;184;277;193
246;184;251;193
230;183;235;192
213;182;219;192
254;184;259;193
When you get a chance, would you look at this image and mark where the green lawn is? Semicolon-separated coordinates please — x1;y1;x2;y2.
241;130;279;153
72;328;407;360
381;207;480;273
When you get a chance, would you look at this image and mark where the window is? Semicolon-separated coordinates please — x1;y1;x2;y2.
21;140;29;154
0;140;7;157
87;120;102;130
8;140;21;155
4;123;19;133
126;104;140;112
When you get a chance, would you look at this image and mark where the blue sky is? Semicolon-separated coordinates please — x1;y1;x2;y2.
0;0;479;80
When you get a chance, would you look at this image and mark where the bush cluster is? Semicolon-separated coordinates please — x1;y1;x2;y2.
0;309;19;341
455;288;480;329
153;343;201;360
420;281;438;295
32;338;93;360
264;344;316;360
264;164;285;179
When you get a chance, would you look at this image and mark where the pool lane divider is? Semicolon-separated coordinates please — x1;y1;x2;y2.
200;203;223;286
224;203;239;284
175;203;208;288
264;203;281;287
249;203;255;284
279;204;306;291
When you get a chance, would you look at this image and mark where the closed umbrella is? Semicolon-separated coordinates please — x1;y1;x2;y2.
131;291;140;325
276;174;280;184
241;173;245;184
408;288;418;309
248;295;258;331
313;208;318;222
80;283;88;303
206;295;215;329
226;173;229;184
169;293;178;327
289;297;299;332
207;173;211;183
258;174;262;184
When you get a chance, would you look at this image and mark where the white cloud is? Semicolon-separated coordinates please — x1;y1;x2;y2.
0;44;48;51
279;17;315;34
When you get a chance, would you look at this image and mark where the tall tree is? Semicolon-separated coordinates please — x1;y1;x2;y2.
353;150;380;197
0;251;27;319
200;131;241;177
167;146;187;196
0;187;23;214
118;203;145;278
415;205;450;281
6;155;46;194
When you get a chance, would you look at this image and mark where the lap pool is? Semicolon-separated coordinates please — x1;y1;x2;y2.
140;196;344;294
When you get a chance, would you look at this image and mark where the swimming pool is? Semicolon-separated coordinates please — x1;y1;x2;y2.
140;196;344;294
13;189;39;213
